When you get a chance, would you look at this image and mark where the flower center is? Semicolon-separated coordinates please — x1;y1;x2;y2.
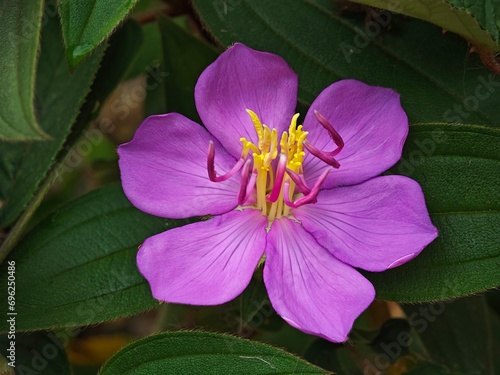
239;110;307;221
207;109;344;224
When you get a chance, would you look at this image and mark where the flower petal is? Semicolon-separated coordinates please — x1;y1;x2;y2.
195;43;298;158
303;79;408;188
264;217;375;342
293;176;438;272
137;209;267;305
118;113;240;219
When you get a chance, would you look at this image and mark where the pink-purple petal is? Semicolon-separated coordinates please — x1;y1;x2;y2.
264;217;375;342
293;176;438;272
195;43;298;158
118;113;240;219
303;79;408;188
137;210;267;305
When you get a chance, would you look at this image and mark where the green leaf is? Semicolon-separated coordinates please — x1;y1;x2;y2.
0;332;71;374
192;0;498;125
192;0;500;302
58;0;139;68
0;5;105;229
351;0;500;51
124;21;162;80
100;331;326;374
0;184;193;332
0;0;48;141
402;295;500;374
159;17;220;122
136;21;167;116
364;123;500;301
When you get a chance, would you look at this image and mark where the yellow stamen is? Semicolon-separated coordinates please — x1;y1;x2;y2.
239;110;309;224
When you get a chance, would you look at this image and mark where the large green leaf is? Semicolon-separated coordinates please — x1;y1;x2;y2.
100;331;325;374
351;0;500;52
192;0;498;125
192;0;500;302
58;0;139;68
363;123;500;301
0;184;193;332
0;6;105;229
403;295;500;374
0;332;71;375
0;0;47;140
159;17;219;122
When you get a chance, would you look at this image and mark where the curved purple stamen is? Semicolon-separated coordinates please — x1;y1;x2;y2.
238;159;252;205
238;160;257;205
284;167;332;208
303;140;341;168
266;153;287;203
285;168;311;195
302;111;344;168
314;110;344;156
207;140;246;182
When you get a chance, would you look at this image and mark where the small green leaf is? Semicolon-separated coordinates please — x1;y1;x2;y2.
0;184;193;332
351;0;500;51
0;5;105;229
159;17;220;122
100;331;326;374
0;0;47;141
141;21;167;116
91;19;144;106
58;0;139;68
0;332;71;375
124;21;163;80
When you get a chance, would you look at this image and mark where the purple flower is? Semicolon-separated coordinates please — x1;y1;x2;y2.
118;43;437;342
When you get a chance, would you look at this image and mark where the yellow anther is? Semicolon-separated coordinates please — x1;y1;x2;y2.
280;132;288;153
240;137;259;154
262;126;271;153
270;129;278;159
289;113;300;134
246;109;263;136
